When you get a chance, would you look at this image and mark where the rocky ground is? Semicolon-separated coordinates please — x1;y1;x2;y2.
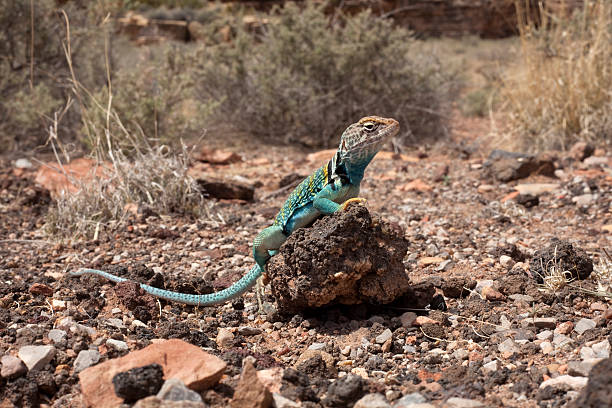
1;132;611;408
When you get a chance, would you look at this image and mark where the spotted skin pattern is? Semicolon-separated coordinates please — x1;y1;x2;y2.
71;116;400;306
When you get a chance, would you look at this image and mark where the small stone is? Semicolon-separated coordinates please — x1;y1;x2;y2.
308;342;327;351
18;345;56;371
238;326;262;336
294;349;337;377
400;312;417;328
572;194;595;207
414;316;439;326
527;317;557;329
15;158;33;168
575;318;596;335
499;255;514;268
552;333;572;348
272;393;300;408
481;360;498;374
106;339;129;352
29;283;54;296
514;183;560;196
1;355;27;379
354;393;391;408
590;302;607;312
536;330;553;341
540;341;554;355
230;360;272;408
498;339;520;355
48;329;68;346
112;364;164;403
444;397;486;407
376;329;393;345
216;328;234;348
51;299;66;310
539;375;588;390
157;378;203;402
106;318;125;329
592;340;610;358
568;360;601;377
555;321;573;334
74;350;101;373
394;392;427;407
482;286;506;301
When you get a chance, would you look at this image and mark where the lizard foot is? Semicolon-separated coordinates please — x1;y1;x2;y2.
340;197;367;211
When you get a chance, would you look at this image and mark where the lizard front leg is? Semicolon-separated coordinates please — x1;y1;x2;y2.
313;183;364;214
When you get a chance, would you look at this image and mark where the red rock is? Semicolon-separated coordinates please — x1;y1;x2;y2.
196;148;242;165
230;360;272;408
79;339;226;408
482;286;506;302
34;158;111;196
256;367;284;394
29;283;54;296
417;369;442;382
413;316;439;326
417;256;444;267
396;179;432;193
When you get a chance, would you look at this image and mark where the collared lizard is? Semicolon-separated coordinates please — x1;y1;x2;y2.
71;116;400;306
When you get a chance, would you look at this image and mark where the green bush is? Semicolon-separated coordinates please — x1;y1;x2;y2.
193;3;455;147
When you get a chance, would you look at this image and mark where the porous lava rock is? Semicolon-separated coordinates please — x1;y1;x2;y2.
529;239;593;284
266;204;410;313
571;357;612;408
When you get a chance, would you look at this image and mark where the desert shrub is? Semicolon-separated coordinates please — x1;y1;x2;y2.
193;3;455;147
0;0;68;152
500;1;612;151
81;46;214;152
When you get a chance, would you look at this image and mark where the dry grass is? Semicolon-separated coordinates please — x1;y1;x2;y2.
44;13;207;240
500;0;612;152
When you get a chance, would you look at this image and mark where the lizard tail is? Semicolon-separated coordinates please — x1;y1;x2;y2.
70;266;262;306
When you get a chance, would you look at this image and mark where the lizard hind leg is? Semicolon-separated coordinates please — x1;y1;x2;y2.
252;225;287;271
252;225;287;312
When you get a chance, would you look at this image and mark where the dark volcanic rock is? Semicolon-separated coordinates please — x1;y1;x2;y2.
529;239;593;284
486;149;556;182
266;205;410;313
571;357;612;408
112;363;165;403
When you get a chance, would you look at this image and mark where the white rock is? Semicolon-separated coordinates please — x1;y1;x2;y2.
376;329;393;345
73;350;100;373
444;397;486;407
47;329;68;346
106;339;129;352
539;375;587;390
354;393;391;408
481;360;498;375
18;345;56;371
273;393;301;408
499;255;514;268
574;318;596;334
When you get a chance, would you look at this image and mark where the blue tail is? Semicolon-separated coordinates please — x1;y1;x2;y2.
70;266;262;306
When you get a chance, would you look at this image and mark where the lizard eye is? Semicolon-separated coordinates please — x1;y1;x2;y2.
363;122;377;132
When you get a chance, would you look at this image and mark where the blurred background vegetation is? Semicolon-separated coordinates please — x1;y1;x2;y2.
2;0;609;156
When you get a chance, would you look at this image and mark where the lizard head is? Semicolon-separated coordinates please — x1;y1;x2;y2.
337;116;399;163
